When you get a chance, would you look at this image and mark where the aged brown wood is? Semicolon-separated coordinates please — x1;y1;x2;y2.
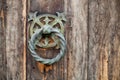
88;0;120;80
6;0;27;79
27;0;67;80
64;0;88;80
0;0;120;80
0;0;6;79
0;0;27;80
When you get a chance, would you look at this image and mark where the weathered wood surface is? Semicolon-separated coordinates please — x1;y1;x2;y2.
88;0;120;80
0;0;27;80
64;0;88;80
27;0;67;80
0;0;120;80
0;0;6;79
6;0;27;80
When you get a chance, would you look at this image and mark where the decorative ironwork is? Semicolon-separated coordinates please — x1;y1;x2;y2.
28;12;66;65
28;11;66;48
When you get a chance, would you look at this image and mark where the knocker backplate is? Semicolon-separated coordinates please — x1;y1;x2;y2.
28;12;66;49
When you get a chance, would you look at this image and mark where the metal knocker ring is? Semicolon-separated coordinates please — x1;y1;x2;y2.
28;26;66;65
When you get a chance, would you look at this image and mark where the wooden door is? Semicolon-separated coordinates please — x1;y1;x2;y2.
0;0;120;80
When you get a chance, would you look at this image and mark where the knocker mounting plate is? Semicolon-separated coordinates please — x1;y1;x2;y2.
28;11;66;49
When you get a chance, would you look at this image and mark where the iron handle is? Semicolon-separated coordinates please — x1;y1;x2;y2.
28;27;66;65
28;12;66;65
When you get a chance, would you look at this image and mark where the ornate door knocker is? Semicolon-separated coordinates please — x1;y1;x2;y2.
28;11;66;65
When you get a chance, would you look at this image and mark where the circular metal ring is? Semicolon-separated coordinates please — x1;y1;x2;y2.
28;27;66;65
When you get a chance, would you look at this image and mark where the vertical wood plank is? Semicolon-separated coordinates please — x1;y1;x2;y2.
88;0;101;79
23;0;27;80
88;0;120;80
5;0;27;80
0;0;6;79
27;0;67;80
64;1;73;80
65;0;88;80
107;0;120;79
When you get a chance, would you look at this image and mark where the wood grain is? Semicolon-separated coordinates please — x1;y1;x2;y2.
88;0;120;80
5;0;26;80
27;0;67;80
0;0;120;80
64;0;88;80
0;0;6;79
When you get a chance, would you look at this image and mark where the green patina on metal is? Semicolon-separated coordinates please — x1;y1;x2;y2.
28;12;66;65
28;11;66;48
